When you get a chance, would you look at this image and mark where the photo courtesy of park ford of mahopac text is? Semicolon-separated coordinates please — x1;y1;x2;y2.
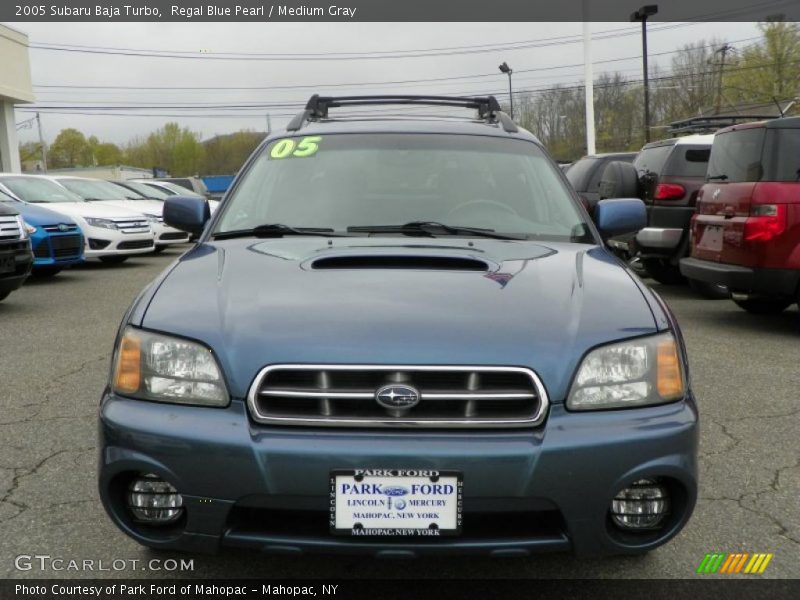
0;0;800;599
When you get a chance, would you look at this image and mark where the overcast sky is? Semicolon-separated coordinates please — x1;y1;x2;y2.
6;21;761;145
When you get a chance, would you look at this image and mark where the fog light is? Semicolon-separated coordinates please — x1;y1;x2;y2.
611;478;669;530
127;473;183;524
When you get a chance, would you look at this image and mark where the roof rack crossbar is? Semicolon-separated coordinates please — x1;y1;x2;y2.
668;114;782;134
286;94;514;132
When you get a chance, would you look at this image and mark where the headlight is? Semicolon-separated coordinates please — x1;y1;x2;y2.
85;217;118;230
15;216;32;239
567;332;685;410
112;327;229;407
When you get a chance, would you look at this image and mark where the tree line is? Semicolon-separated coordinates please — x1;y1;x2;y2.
19;19;800;172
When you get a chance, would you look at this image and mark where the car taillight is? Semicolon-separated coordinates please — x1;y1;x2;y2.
744;204;786;242
654;183;686;200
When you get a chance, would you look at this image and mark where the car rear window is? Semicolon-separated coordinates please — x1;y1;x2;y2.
663;146;710;178
762;128;800;181
633;145;672;176
565;158;599;191
707;128;765;183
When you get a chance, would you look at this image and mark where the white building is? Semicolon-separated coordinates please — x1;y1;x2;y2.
0;24;34;173
43;165;154;181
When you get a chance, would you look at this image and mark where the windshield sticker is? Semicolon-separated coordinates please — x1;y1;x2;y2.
270;136;322;159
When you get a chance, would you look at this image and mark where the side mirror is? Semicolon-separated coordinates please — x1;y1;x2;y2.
163;196;210;235
594;198;646;238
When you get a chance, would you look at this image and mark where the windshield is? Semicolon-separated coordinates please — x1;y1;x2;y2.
0;177;84;203
121;181;169;200
57;178;133;201
215;133;589;241
0;189;20;204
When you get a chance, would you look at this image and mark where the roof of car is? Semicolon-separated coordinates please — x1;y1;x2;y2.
715;115;800;135
270;116;541;144
578;152;637;160
641;134;715;149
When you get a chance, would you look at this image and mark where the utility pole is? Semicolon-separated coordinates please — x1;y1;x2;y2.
35;112;47;173
713;43;733;115
631;5;658;143
266;113;272;135
582;0;596;155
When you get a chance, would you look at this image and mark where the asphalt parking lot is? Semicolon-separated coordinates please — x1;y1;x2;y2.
1;248;798;579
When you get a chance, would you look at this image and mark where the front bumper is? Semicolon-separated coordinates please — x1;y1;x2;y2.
680;257;800;296
83;230;156;258
99;394;698;557
0;240;33;294
152;222;191;246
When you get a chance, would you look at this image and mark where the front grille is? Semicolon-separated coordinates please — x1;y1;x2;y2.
50;234;82;258
118;239;154;250
42;224;78;233
159;231;188;241
112;218;150;234
248;365;548;429
0;216;21;241
33;240;50;258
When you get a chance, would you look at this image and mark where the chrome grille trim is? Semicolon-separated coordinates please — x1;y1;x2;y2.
42;224;79;233
111;217;150;234
247;364;549;429
0;216;22;241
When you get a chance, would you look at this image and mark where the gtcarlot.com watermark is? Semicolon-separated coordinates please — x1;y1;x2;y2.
14;554;194;572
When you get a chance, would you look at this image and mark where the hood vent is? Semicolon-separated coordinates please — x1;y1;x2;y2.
310;254;490;271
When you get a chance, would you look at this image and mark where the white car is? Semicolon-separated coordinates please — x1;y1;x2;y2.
53;177;191;251
132;180;221;214
0;174;155;263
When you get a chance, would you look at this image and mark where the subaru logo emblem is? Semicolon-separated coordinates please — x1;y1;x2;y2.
58;223;69;232
375;384;420;410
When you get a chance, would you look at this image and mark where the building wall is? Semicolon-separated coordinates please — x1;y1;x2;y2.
0;24;34;173
42;166;154;181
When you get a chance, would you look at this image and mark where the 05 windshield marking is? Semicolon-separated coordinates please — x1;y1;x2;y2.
214;134;591;243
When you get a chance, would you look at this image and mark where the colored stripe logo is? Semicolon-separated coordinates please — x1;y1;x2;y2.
696;552;773;574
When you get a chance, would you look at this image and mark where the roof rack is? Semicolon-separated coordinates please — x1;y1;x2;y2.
668;114;780;134
286;94;518;133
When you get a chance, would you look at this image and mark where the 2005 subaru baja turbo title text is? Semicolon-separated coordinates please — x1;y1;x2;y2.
99;95;697;557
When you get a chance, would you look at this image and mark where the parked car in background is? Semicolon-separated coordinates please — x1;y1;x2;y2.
0;202;32;302
599;135;725;298
99;94;697;558
680;116;800;314
132;180;220;214
53;177;190;252
111;180;171;201
0;188;83;277
0;174;155;264
152;176;208;197
566;152;637;211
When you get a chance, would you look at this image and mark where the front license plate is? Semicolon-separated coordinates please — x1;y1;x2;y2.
0;255;15;274
330;469;462;536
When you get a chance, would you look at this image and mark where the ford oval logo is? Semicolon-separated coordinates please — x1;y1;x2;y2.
375;384;420;410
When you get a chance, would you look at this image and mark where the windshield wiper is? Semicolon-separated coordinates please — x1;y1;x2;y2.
213;224;346;240
347;221;526;240
707;174;728;181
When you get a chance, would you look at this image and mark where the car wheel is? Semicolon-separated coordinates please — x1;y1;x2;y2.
153;245;167;254
687;278;729;300
732;297;792;314
31;266;63;278
641;258;685;285
99;256;129;265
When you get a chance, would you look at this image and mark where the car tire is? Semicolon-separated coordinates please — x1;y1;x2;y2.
641;258;685;285
687;278;729;299
153;245;167;254
31;267;63;278
99;256;129;265
732;297;792;314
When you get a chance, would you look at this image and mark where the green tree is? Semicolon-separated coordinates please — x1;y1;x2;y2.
48;128;90;168
723;18;800;105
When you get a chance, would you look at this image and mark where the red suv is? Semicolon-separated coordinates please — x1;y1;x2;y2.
680;117;800;314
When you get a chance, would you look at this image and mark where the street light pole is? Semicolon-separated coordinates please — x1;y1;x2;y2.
630;5;658;143
499;62;513;119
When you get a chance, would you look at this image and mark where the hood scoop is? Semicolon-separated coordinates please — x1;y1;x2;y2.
309;254;491;271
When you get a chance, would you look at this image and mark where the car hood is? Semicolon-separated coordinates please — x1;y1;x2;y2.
23;201;148;220
3;201;77;226
94;199;165;216
141;238;658;402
